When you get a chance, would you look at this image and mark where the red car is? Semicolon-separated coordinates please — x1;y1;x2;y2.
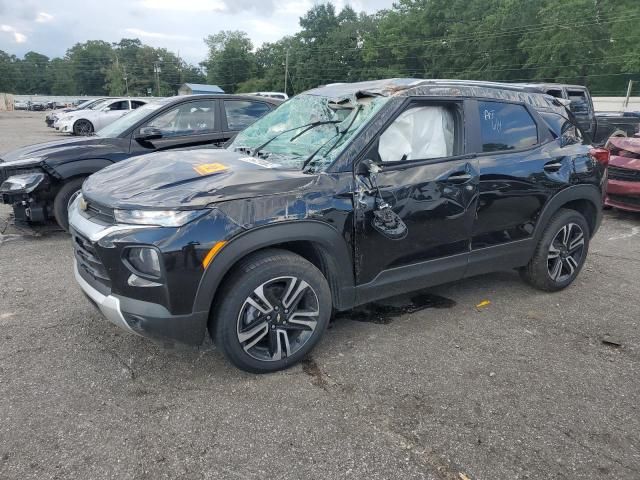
605;136;640;212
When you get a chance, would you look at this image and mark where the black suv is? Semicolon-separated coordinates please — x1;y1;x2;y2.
0;94;280;230
68;79;607;373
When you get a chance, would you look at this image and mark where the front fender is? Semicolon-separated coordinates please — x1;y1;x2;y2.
192;220;356;314
47;158;114;180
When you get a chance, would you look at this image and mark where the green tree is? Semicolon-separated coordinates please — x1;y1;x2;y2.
67;40;114;95
48;58;75;94
0;50;20;92
203;31;255;92
19;52;50;94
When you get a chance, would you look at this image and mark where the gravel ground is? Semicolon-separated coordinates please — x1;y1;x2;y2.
1;111;639;480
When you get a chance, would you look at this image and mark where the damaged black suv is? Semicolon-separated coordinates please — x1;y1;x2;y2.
69;79;607;373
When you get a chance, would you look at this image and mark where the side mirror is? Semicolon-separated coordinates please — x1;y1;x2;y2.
135;126;163;141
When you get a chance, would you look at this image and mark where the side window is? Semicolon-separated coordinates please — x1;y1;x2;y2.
478;101;538;153
131;100;146;109
108;101;129;111
567;90;589;114
224;101;271;130
546;89;564;98
145;101;216;136
377;105;457;163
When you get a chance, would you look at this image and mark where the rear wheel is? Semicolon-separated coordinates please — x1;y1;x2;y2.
53;177;86;232
73;119;93;135
520;209;590;291
211;249;332;373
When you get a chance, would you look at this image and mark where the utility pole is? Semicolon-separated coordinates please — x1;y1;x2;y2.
284;49;289;95
623;79;633;111
153;58;162;96
123;65;129;96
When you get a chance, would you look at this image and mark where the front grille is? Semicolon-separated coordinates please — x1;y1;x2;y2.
608;194;640;207
608;165;640;182
80;200;116;225
72;231;112;289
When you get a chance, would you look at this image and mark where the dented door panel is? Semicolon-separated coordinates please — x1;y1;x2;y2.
354;157;479;285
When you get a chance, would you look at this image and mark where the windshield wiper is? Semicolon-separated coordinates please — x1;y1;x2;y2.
301;105;363;172
250;120;341;157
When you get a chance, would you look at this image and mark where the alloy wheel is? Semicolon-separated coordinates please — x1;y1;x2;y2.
237;276;320;362
547;222;585;283
75;120;92;135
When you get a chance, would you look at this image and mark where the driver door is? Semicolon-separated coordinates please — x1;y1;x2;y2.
97;100;131;130
354;99;479;302
129;99;228;154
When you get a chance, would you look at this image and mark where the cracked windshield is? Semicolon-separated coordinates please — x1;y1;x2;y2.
230;94;388;171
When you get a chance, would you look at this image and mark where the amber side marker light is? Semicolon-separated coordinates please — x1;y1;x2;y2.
589;147;610;167
202;241;227;269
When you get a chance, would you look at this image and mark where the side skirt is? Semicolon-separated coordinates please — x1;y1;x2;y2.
350;239;535;309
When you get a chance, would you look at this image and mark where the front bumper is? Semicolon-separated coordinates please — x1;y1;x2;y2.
74;259;138;334
69;199;210;346
56;120;73;133
605;179;640;212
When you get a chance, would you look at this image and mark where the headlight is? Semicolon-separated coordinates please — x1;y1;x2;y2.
125;247;161;278
114;209;207;227
0;172;46;193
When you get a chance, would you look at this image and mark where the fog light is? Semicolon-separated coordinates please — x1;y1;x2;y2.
126;247;161;278
128;273;162;287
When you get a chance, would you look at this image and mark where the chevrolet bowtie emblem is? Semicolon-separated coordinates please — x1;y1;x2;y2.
79;197;88;211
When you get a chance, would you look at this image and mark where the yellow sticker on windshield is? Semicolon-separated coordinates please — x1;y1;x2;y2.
193;163;229;175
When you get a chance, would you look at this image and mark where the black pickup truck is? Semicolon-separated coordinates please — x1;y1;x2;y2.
524;83;640;145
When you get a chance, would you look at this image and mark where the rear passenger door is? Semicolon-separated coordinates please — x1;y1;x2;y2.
468;99;570;275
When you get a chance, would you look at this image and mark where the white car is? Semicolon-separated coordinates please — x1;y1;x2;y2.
248;91;289;100
55;98;149;135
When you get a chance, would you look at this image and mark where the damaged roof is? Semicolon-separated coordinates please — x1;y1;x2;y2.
305;78;566;113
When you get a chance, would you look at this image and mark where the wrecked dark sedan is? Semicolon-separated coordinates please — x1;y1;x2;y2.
0;94;280;231
68;79;606;373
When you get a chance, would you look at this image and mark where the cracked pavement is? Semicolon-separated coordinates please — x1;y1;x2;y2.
1;112;639;479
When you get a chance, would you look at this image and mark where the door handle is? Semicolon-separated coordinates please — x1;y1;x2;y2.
544;160;563;172
445;171;473;183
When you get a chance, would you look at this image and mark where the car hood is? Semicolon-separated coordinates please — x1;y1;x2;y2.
82;149;318;209
0;137;129;167
608;136;640;170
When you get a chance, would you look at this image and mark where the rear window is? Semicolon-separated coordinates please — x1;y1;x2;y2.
567;90;590;114
477;101;538;153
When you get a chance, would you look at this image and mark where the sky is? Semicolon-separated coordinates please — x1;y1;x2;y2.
0;0;394;65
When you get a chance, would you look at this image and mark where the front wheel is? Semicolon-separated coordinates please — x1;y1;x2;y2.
73;119;93;135
211;249;332;373
520;209;590;291
53;177;86;232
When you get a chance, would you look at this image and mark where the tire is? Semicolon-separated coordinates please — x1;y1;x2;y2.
53;177;86;232
211;248;332;373
73;119;93;135
520;208;590;291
